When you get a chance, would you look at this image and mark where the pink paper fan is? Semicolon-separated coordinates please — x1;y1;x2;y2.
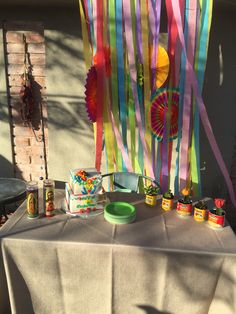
151;89;179;141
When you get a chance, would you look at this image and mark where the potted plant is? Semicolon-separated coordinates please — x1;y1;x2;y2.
176;188;192;216
162;189;174;211
194;200;208;222
208;198;225;228
144;184;160;206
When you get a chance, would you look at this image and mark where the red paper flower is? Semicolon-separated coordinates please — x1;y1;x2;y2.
93;46;111;77
214;198;225;209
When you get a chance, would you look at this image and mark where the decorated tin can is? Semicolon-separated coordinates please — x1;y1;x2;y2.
194;207;208;222
176;201;192;216
162;197;174;211
26;181;39;219
208;211;225;228
43;179;55;217
145;195;157;206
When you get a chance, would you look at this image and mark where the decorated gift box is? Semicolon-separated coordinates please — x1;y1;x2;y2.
65;183;98;213
69;168;102;195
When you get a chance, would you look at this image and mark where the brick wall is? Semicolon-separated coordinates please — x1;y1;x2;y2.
3;21;48;181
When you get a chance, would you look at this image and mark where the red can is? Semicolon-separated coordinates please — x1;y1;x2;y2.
208;211;225;228
176;201;192;216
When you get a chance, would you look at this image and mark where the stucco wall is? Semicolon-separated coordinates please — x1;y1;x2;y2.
0;2;235;198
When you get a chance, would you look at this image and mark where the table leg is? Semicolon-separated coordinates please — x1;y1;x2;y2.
0;205;8;225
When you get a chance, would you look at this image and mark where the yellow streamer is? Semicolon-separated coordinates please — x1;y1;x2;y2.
78;0;92;70
140;0;152;176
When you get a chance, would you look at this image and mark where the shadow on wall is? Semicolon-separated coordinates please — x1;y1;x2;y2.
137;305;171;314
201;3;236;198
0;154;24;180
0;155;14;178
47;96;93;136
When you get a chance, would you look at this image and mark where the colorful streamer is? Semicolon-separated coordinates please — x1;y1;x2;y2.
78;0;234;204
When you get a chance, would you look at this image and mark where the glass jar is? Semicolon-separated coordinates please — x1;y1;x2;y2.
26;181;39;219
43;179;55;217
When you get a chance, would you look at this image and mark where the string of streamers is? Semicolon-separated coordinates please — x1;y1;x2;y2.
79;0;236;205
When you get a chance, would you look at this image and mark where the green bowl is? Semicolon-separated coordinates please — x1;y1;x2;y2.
104;212;136;224
104;202;136;219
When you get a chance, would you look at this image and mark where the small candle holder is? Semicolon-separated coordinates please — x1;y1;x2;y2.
43;179;55;217
26;181;39;219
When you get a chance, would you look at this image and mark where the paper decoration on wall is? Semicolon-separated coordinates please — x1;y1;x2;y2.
79;0;236;207
85;66;97;123
151;89;179;141
93;46;111;77
152;45;170;88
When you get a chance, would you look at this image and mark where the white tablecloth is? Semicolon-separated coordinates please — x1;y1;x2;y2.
0;191;236;314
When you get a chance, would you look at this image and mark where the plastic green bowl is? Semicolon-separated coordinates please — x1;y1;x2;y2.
104;212;136;224
104;202;136;219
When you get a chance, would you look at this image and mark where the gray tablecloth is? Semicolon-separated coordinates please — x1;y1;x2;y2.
0;191;236;314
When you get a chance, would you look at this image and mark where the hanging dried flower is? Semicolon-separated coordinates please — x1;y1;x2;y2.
20;34;34;126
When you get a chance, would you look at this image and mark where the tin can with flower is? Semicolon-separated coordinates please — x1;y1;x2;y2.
176;188;192;216
208;199;225;228
144;185;160;206
162;190;174;211
194;200;208;222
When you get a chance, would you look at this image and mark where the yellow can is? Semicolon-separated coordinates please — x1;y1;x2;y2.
194;207;208;222
162;197;174;211
145;195;157;206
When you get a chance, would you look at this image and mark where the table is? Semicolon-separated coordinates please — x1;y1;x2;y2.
0;191;236;314
0;178;26;220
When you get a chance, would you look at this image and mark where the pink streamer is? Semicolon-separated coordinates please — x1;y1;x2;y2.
179;0;197;190
171;0;236;206
109;110;133;172
123;0;155;179
148;0;162;93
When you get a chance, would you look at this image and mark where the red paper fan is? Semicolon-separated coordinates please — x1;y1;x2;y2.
85;66;97;123
151;89;179;141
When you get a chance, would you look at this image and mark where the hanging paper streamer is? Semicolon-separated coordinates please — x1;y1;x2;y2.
78;0;232;203
151;89;179;142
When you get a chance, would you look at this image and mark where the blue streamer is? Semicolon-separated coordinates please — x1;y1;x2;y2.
193;0;211;196
174;1;189;194
116;0;127;171
86;0;96;55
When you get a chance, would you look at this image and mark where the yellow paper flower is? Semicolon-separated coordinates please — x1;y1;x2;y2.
181;188;190;196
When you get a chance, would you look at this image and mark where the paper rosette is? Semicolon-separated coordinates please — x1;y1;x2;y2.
150;45;170;88
151;89;179;141
85;66;97;123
